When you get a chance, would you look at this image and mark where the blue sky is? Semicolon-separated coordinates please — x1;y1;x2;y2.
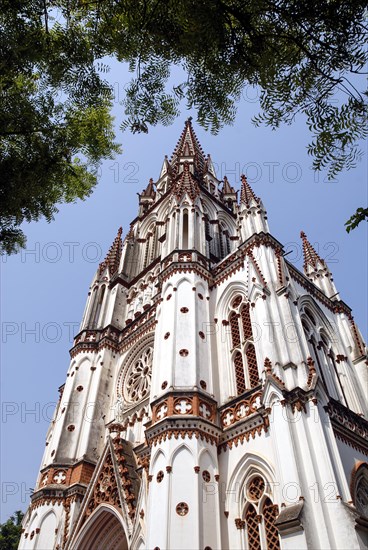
1;63;367;521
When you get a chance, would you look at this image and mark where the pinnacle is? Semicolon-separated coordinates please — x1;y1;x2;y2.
300;230;325;270
222;175;236;195
141;178;156;198
170;119;206;174
99;226;123;276
240;174;260;207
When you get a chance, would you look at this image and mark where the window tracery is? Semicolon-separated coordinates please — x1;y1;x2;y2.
228;295;259;396
121;346;153;405
301;306;347;405
242;474;280;550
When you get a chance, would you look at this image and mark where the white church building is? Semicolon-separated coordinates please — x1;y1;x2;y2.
19;120;368;549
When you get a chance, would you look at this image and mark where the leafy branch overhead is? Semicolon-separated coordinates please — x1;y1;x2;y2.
1;1;367;254
0;1;121;254
81;0;367;178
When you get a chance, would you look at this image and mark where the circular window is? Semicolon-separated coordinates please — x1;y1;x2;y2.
122;346;153;404
202;470;211;483
176;502;189;516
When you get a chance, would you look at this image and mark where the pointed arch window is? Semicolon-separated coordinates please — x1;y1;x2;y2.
219;221;231;259
245;505;261;550
182;209;189;249
301;308;347;405
263;498;280;550
234;352;246;395
143;224;157;269
242;475;281;550
246;344;259;389
229;295;259;396
150;227;157;263
90;285;106;328
230;312;241;348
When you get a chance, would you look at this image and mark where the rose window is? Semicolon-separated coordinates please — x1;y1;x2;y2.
124;346;153;404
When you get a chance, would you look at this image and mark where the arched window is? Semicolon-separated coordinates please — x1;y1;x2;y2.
263;498;280;550
150;227;157;263
219;221;231;259
182;209;189;249
229;295;259;395
242;475;280;550
301;305;347;404
230;312;241;348
234;352;246;395
245;505;261;550
204;214;212;258
90;285;106;328
246;344;259;389
319;335;348;405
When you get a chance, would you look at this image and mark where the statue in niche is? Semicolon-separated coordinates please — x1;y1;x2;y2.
143;282;153;305
114;393;125;423
134;293;143;314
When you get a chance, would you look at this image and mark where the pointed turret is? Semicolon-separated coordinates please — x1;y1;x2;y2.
238;174;269;239
240;174;260;207
159;155;172;179
139;178;156;215
156;156;173;195
98;226;123;277
300;231;339;298
203;154;217;178
221;175;237;212
223;175;236;195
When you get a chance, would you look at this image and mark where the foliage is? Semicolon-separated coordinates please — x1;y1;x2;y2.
0;510;24;550
2;1;367;247
78;0;367;229
0;1;121;254
345;208;368;233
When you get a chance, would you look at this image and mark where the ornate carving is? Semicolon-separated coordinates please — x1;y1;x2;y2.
85;453;120;518
325;398;368;453
221;391;262;428
235;518;245;529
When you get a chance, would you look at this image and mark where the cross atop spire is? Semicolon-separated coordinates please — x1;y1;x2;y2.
240;174;260;207
300;231;325;271
99;227;123;276
170;118;206;175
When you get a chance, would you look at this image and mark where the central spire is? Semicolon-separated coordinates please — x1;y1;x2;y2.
170;117;206;176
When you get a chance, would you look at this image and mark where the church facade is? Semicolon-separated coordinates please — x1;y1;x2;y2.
19;121;368;549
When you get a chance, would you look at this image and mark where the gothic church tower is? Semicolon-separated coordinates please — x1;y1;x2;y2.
20;121;368;550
